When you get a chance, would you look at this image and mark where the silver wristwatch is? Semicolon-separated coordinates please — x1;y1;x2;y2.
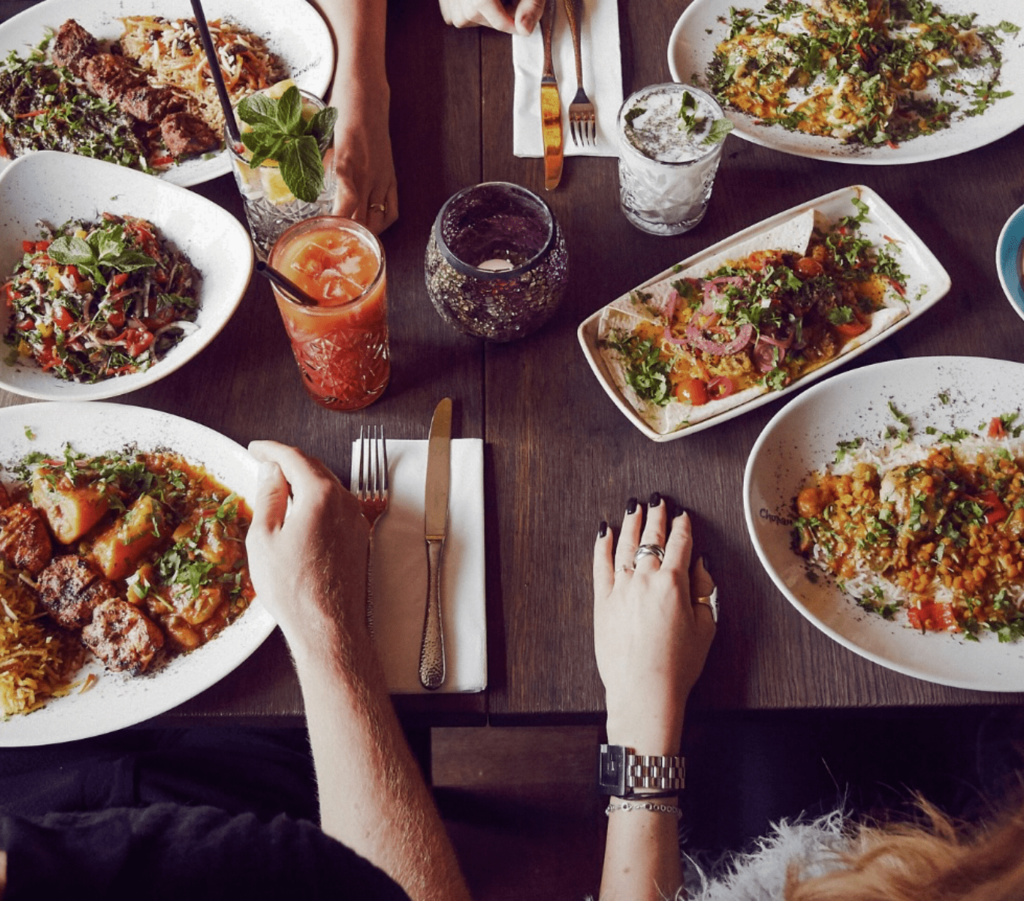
597;744;686;797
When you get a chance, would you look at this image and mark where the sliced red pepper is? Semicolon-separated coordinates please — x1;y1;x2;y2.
988;417;1007;439
16;318;35;332
52;306;75;330
907;601;957;633
125;327;155;357
979;489;1008;524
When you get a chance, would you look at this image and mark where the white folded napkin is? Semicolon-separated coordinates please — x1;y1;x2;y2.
350;439;487;694
512;0;623;158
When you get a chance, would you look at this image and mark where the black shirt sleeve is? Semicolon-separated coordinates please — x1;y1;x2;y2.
1;803;412;901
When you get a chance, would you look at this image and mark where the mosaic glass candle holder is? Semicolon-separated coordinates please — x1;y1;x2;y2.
425;182;568;341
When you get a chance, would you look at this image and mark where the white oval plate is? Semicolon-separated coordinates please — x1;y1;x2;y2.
997;202;1024;322
668;0;1024;165
0;151;252;400
0;402;274;747
0;0;334;185
744;356;1024;692
577;185;952;441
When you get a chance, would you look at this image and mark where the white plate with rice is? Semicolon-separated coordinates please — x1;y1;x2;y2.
0;401;275;747
744;356;1024;692
0;0;334;186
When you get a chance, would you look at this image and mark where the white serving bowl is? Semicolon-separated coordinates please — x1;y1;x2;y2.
0;151;252;400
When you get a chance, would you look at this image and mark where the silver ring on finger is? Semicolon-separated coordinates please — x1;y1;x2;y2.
693;586;719;623
633;544;665;566
614;564;633;574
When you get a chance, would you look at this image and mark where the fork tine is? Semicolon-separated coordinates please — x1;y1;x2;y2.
358;425;366;499
379;426;388;499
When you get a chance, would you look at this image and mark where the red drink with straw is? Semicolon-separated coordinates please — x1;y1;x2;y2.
268;216;389;410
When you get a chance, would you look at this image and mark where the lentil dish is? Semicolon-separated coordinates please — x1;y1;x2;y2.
793;416;1024;641
0;445;255;716
707;0;1017;147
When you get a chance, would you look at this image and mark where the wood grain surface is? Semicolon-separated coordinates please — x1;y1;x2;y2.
2;0;1023;725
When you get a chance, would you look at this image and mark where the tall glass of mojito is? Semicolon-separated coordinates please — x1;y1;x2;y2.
226;80;338;259
616;83;731;236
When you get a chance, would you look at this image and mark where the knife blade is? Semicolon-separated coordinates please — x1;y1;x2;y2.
419;397;452;690
539;0;563;191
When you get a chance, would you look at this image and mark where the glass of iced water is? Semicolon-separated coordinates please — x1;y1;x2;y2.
616;83;730;236
225;86;336;260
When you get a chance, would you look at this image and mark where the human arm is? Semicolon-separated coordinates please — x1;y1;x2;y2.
593;497;717;901
312;0;398;233
439;0;544;35
245;441;470;901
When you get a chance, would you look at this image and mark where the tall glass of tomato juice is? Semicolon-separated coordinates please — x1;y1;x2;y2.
268;216;389;411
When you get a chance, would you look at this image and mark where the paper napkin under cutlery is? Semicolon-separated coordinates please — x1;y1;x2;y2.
350;438;487;694
512;0;623;158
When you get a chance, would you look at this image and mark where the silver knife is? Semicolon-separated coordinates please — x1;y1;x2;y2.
419;397;452;690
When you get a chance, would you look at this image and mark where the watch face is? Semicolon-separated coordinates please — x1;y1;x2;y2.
598;744;627;795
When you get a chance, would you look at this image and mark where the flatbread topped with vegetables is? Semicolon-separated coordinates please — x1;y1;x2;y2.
597;205;910;435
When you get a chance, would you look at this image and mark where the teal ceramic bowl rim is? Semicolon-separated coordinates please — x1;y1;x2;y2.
997;202;1024;323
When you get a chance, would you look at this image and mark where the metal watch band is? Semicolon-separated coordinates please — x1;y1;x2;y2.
598;744;686;795
625;751;686;791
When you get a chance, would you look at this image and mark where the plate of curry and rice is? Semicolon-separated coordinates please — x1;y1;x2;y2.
745;356;1024;692
0;402;275;746
668;0;1024;165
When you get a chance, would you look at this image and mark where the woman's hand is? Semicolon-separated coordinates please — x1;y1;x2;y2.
245;441;370;666
593;496;716;754
329;72;398;235
439;0;544;35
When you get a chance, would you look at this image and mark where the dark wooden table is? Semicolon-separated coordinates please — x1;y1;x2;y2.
3;0;1024;729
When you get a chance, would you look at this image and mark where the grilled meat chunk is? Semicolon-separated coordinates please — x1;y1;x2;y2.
0;502;53;576
160;110;220;157
37;556;118;629
51;19;99;77
82;597;164;675
82;53;146;103
119;83;182;124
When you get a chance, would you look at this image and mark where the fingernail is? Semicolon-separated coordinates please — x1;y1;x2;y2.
649;492;662;508
700;554;711;571
626;497;638;515
673;504;685;519
598;520;608;538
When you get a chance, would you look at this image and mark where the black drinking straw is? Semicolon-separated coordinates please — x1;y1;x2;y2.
255;261;319;307
190;0;241;145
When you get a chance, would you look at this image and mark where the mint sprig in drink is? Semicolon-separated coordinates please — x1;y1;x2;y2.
225;81;339;259
616;84;731;236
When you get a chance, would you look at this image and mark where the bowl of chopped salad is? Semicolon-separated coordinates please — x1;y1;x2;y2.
0;151;252;400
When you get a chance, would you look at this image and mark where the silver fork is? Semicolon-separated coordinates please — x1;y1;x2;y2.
563;0;596;146
357;425;389;633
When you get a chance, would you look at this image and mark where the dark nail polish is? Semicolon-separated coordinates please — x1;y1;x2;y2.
701;554;711;571
626;497;638;515
649;492;662;508
598;520;608;538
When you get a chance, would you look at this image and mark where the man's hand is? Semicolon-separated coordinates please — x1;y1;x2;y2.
246;441;370;666
439;0;545;35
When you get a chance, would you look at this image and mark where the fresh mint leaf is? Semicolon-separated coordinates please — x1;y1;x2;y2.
308;107;338;145
280;136;325;203
275;86;303;131
236;92;279;128
703;118;733;144
47;236;94;268
234;85;335;203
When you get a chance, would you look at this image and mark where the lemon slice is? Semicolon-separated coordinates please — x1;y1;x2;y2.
262;168;295;204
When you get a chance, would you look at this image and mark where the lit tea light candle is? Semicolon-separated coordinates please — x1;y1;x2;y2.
477;258;516;272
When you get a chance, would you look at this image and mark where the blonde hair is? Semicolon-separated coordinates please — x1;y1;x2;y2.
786;799;1024;901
